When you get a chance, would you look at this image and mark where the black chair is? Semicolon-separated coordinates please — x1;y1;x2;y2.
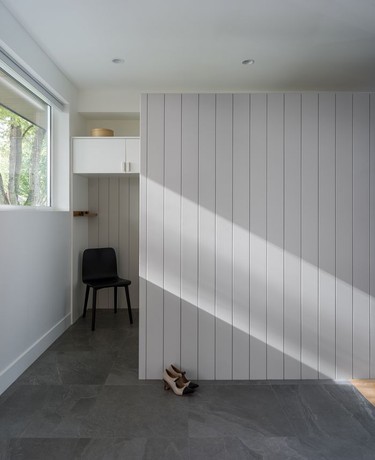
82;247;133;330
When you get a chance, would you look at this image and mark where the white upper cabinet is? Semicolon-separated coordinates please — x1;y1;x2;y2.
72;137;140;175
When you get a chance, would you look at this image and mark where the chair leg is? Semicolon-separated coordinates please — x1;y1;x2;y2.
92;289;97;331
114;287;118;314
83;285;90;317
125;285;133;324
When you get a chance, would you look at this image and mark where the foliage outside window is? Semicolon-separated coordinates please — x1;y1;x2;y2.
0;68;50;206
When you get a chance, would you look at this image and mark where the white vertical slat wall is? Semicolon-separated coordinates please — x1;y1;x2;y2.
319;94;336;379
140;92;375;380
266;93;284;379
284;94;302;379
163;94;182;370
301;93;319;379
233;94;250;379
215;94;233;379
335;94;353;379
198;94;216;379
181;94;199;378
249;94;267;380
371;95;375;378
87;176;139;309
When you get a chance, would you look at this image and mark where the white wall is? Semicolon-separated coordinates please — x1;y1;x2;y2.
140;92;375;380
79;89;140;115
0;211;71;393
0;1;83;394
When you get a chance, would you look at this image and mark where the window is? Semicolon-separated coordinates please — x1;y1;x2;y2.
0;68;50;206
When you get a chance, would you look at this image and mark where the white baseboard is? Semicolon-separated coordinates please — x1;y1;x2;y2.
0;313;71;395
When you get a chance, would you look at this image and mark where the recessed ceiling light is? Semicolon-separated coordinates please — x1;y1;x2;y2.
242;59;255;65
112;58;125;64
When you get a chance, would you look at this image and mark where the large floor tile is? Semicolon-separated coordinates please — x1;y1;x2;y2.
2;309;375;459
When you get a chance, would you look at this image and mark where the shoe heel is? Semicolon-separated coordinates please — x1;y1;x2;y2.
163;380;171;391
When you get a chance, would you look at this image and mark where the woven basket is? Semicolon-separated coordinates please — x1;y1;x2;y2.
91;128;114;137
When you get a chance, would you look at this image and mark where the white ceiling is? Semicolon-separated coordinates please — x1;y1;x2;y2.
2;0;375;92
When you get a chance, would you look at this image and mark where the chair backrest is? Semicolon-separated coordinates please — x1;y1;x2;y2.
82;247;118;282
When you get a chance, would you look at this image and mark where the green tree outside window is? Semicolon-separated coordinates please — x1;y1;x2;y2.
0;104;48;206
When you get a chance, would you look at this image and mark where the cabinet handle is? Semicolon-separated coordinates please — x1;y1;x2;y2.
123;161;132;173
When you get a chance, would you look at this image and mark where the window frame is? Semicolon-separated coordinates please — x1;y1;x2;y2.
0;63;53;208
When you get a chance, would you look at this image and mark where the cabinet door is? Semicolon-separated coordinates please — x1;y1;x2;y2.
125;138;140;173
73;138;126;174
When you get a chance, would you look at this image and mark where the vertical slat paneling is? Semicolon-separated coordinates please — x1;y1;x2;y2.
250;94;267;379
140;92;375;381
198;94;216;379
108;178;119;251
181;94;199;378
119;178;130;309
164;94;182;369
266;93;284;379
129;176;139;307
301;93;319;379
215;94;233;379
370;94;375;378
318;94;336;379
233;94;250;379
98;177;110;307
284;93;301;379
353;93;370;378
98;177;110;245
109;178;120;306
336;93;353;379
139;94;148;378
146;94;165;378
88;176;139;309
88;178;99;246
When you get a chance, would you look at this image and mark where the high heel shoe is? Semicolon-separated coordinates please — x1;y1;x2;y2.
163;369;195;396
168;364;199;389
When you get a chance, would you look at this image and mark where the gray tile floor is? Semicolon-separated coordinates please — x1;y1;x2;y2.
1;310;375;459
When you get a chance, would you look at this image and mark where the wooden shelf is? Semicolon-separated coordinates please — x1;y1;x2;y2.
73;211;97;217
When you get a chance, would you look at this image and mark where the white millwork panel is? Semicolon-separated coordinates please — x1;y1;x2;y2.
139;92;375;381
109;178;120;250
232;94;250;380
353;93;370;378
198;94;216;379
250;94;267;380
108;177;119;307
284;93;301;379
181;94;199;378
215;94;233;380
146;94;165;378
72;137;140;175
98;177;110;308
87;176;139;309
318;94;336;379
163;94;182;370
73;138;126;174
335;93;353;379
266;93;284;379
371;94;375;378
125;138;141;173
139;94;148;379
88;177;99;245
118;178;130;307
129;176;139;315
301;93;319;379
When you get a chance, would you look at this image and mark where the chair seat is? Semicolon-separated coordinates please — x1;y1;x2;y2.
82;247;133;330
85;277;131;290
